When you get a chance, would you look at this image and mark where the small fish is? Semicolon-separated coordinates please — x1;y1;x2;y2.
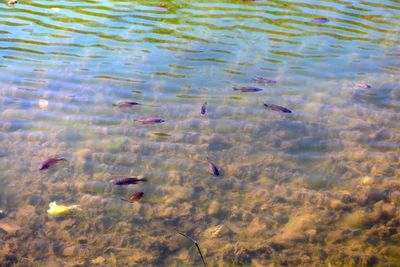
137;117;165;124
233;86;263;92
309;17;329;24
355;81;372;89
127;192;144;203
7;0;17;6
207;157;220;176
264;103;292;113
152;132;171;137
39;157;67;171
177;231;207;267
112;100;140;107
253;77;277;84
111;177;147;186
200;102;207;116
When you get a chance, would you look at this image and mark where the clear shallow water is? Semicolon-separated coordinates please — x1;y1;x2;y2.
0;0;399;266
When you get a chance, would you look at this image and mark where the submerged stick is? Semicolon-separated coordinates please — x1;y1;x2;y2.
177;231;206;267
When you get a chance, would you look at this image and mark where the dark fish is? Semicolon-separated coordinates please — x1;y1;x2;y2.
177;231;207;267
128;192;144;202
111;177;147;186
253;77;277;84
112;100;140;107
207;157;220;176
137;117;165;124
200;102;207;116
233;86;263;92
264;103;292;113
309;17;329;24
355;81;372;89
39;157;67;171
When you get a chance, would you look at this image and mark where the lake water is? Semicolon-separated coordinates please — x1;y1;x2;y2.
0;0;399;266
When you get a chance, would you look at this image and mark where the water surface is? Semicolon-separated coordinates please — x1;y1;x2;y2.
0;0;399;266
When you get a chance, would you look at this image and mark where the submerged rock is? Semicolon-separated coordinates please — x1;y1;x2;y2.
340;210;370;229
16;205;36;224
276;213;320;243
355;188;388;205
245;217;268;237
221;243;273;265
0;219;20;234
207;200;220;217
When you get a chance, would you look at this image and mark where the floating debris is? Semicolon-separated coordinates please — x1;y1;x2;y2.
7;0;17;7
47;201;80;216
112;100;140;107
111;177;147;186
177;231;206;267
126;192;144;203
201;102;207;116
264;103;292;113
233;86;263;92
355;81;372;89
39;157;67;171
253;77;277;84
309;17;329;24
137;117;165;124
38;99;49;110
207;157;220;176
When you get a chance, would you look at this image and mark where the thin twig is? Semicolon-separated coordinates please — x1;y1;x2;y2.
177;231;206;267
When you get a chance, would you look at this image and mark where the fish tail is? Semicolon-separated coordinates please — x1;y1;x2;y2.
59;158;67;161
140;177;148;182
112;104;117;107
263;103;269;108
232;87;239;91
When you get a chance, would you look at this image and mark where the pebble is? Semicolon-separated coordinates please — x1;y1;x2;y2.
91;256;106;265
361;176;375;186
62;245;78;257
329;199;346;210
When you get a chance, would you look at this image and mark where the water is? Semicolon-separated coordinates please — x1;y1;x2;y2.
0;0;399;265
